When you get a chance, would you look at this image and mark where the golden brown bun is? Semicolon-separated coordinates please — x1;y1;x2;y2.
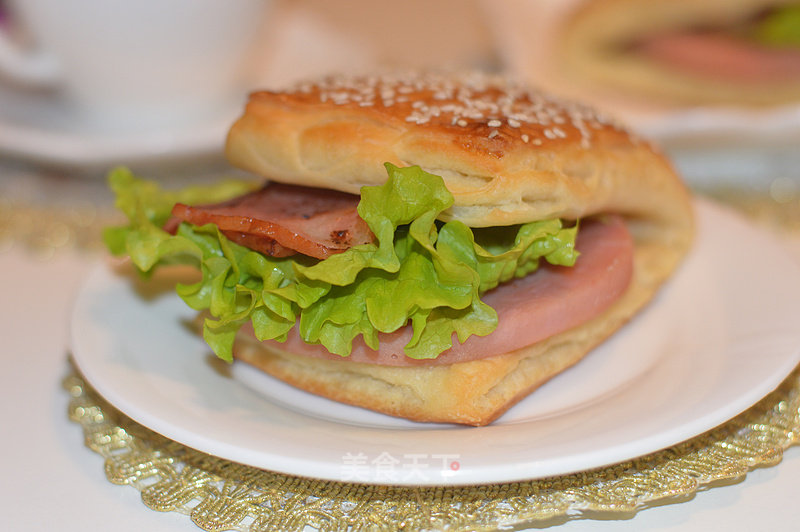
225;72;689;232
225;71;694;425
558;0;800;106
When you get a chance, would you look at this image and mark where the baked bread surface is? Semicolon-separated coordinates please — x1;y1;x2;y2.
225;72;694;425
226;72;689;233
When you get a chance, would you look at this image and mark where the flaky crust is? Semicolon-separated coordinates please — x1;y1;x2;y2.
558;0;800;106
225;72;694;425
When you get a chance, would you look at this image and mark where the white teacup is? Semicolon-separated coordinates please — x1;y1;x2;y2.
0;0;271;131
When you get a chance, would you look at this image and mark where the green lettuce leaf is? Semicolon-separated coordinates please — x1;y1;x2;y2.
104;164;578;361
752;6;800;48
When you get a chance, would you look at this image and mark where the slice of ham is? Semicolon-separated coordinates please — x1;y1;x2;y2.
247;215;634;366
169;183;374;259
638;32;800;83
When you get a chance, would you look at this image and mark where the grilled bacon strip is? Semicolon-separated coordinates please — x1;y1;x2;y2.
168;183;375;259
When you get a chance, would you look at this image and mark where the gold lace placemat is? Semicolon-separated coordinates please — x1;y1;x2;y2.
65;360;800;532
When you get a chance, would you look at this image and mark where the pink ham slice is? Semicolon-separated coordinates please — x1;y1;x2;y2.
638;32;800;83
170;183;374;260
250;215;634;366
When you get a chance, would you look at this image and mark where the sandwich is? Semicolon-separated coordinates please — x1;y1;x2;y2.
557;0;800;106
105;71;693;426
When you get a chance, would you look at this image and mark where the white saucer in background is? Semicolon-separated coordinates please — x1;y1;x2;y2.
607;100;800;188
0;84;241;169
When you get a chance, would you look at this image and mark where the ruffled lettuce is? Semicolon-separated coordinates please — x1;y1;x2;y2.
104;164;578;361
753;6;800;48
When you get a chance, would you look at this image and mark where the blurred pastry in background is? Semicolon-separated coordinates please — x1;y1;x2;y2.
558;0;800;107
485;0;800;186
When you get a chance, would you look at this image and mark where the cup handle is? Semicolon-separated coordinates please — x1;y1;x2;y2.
0;26;60;86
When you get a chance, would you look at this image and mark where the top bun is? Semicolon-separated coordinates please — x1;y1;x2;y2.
226;71;688;233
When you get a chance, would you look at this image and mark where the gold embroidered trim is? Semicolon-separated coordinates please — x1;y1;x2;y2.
65;362;800;531
0;201;115;257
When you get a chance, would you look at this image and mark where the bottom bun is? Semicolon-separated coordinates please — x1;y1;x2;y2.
232;230;680;426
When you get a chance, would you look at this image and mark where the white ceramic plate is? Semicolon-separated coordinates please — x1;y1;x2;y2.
0;85;237;168
70;199;800;486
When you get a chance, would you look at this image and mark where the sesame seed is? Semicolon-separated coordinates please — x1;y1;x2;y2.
281;71;624;148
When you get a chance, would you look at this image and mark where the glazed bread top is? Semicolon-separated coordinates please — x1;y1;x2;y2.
226;71;690;238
